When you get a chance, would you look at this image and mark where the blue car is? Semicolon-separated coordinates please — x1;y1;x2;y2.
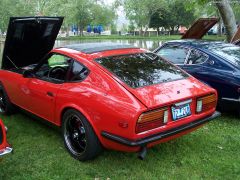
154;40;240;114
154;18;240;114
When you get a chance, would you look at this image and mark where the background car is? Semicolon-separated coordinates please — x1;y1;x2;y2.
154;18;240;114
0;119;12;156
0;17;220;161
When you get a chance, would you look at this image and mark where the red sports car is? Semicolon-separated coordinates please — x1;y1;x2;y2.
0;17;220;161
0;119;12;156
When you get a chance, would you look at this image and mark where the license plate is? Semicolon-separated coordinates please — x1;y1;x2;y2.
172;103;191;121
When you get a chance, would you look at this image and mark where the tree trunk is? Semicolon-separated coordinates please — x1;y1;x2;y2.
170;26;175;35
157;27;160;36
139;27;143;36
176;25;180;34
143;26;148;36
215;0;237;42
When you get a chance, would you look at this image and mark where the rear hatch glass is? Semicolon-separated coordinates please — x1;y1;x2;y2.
209;44;240;68
95;53;188;88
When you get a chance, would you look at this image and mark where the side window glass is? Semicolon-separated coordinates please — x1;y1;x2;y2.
157;46;189;64
187;50;208;65
35;54;71;82
68;61;89;82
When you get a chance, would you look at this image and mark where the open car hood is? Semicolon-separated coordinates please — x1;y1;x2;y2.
2;16;63;69
231;27;240;45
182;18;218;39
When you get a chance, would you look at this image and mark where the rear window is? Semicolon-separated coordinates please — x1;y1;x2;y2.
209;44;240;68
95;53;188;88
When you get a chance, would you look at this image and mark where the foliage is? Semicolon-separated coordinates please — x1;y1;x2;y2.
149;0;196;33
123;0;167;33
0;0;116;34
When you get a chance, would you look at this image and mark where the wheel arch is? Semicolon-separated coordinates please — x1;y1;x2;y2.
58;104;101;140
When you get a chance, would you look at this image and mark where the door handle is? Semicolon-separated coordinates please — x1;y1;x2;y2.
47;91;54;97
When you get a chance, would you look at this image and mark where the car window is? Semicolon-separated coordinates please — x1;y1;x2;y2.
48;54;69;67
67;60;89;82
157;46;189;64
186;49;208;65
210;44;240;68
35;54;71;82
95;53;188;88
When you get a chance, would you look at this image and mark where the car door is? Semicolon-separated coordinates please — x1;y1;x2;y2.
156;45;190;69
17;53;72;123
185;50;236;99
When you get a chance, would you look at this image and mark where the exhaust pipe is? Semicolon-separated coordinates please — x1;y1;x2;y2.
138;146;147;160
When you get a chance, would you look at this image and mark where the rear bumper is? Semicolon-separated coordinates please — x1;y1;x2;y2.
101;111;221;147
220;98;240;111
0;146;13;156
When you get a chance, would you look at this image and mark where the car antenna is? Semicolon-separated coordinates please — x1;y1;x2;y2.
5;55;19;69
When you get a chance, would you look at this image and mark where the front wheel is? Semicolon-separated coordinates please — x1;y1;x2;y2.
0;83;15;115
62;109;102;161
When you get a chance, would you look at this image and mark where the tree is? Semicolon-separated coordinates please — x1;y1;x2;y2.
124;0;166;35
0;0;116;35
149;0;196;34
189;0;237;42
215;0;237;42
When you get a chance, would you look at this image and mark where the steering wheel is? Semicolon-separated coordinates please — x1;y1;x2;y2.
48;66;67;80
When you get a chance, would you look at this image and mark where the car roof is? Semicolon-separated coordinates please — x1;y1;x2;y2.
165;39;232;50
63;42;139;54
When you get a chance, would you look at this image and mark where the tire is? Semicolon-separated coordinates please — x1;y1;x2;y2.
0;83;15;115
62;109;102;161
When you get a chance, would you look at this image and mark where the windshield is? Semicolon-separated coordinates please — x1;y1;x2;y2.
95;53;188;88
209;44;240;67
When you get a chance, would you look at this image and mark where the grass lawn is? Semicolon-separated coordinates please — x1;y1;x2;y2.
58;34;226;41
0;112;240;179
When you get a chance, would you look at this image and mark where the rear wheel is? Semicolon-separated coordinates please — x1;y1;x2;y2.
62;109;102;161
0;84;15;115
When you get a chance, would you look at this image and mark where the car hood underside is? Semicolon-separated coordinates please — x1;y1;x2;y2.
2;16;63;70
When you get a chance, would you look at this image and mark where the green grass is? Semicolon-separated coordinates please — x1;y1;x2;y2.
57;35;226;41
0;112;240;179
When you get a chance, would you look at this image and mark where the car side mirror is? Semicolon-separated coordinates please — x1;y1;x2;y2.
23;69;35;78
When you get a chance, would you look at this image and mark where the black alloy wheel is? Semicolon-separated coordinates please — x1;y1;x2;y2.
0;84;15;115
62;109;102;161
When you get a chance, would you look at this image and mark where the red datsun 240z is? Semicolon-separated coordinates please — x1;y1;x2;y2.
0;17;220;160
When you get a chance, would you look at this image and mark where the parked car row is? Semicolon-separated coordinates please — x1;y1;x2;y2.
0;17;238;161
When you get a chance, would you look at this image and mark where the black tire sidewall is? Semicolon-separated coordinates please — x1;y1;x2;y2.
0;83;14;115
62;109;102;161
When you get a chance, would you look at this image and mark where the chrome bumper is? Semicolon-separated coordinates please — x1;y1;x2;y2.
0;147;13;156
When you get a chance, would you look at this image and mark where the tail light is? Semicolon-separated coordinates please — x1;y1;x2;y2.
196;94;217;113
136;108;168;133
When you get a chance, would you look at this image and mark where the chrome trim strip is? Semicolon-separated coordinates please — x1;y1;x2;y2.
0;147;13;156
174;99;192;107
222;97;240;102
